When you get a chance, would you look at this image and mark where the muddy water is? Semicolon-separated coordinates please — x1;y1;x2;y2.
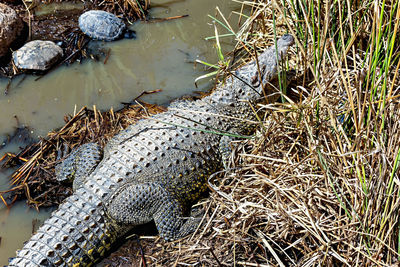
0;0;240;264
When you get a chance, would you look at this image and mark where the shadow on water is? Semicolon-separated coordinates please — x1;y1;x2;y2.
0;0;241;264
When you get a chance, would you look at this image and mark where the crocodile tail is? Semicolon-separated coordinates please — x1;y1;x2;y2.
8;189;118;267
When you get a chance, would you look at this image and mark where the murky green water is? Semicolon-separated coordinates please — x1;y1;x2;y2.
0;0;240;264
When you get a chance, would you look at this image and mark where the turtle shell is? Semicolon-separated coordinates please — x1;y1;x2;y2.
13;40;63;71
79;10;126;41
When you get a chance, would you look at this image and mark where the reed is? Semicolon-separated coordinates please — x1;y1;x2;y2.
109;0;399;265
173;0;400;265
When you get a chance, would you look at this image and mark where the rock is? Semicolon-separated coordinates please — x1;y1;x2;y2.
0;3;24;58
13;40;63;71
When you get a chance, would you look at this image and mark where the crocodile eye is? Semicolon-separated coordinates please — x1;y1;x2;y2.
280;34;294;45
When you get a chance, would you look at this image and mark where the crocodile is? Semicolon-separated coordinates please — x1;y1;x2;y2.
8;34;294;266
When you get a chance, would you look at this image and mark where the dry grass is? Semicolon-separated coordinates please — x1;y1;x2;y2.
96;0;150;20
25;0;150;20
106;0;400;266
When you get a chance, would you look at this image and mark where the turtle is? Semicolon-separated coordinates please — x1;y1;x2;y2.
0;3;25;58
78;10;136;41
13;40;63;71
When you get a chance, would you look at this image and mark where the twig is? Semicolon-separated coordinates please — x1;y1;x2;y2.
22;0;32;40
103;48;111;64
4;78;12;95
132;89;163;102
136;238;147;267
148;15;189;23
209;248;223;267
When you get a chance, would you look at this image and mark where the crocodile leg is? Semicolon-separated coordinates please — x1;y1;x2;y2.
105;182;200;241
55;143;103;190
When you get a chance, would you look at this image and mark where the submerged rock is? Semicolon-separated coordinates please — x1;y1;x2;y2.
0;3;24;58
13;40;63;71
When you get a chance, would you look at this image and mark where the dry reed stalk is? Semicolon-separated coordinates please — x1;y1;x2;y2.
104;0;400;266
95;0;149;20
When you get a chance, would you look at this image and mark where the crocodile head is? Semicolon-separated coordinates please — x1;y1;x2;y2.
205;34;295;107
234;33;295;102
259;33;294;85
